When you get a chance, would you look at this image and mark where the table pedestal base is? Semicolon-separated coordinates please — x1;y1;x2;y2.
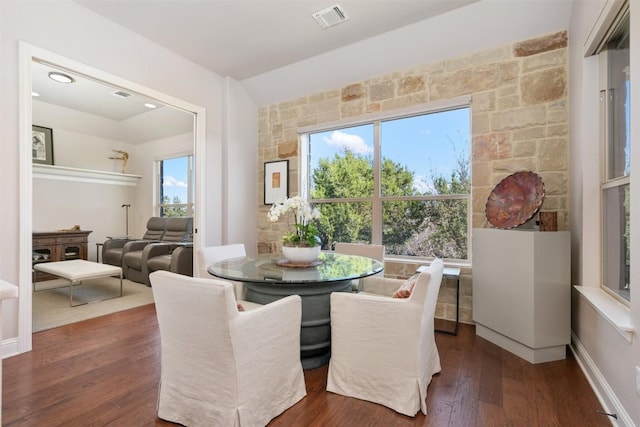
245;279;351;370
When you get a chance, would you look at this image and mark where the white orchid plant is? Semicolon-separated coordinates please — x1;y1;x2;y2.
268;196;322;247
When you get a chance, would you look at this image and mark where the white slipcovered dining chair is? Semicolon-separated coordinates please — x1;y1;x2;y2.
150;271;306;427
334;242;385;292
326;258;444;416
197;243;249;301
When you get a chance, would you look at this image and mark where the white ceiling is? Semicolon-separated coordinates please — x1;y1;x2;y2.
32;61;166;121
75;0;478;80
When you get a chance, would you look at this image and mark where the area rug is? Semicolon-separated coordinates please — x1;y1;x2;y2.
33;277;154;332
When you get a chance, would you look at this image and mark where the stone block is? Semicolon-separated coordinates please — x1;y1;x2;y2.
521;67;566;104
473;186;492;213
497;94;520;110
538;172;567;195
513;126;546;140
522;49;566;72
493;157;536;173
341;99;364;117
472;113;490;134
278;141;298;158
370;81;395;101
498;85;518;97
547;124;568;136
366;102;381;113
514;31;567;57
492;105;546;131
341;83;365;102
547;107;568;124
513;139;537;157
472;213;489;229
472;133;511;160
472;161;491;186
447;46;512;71
381;93;429;110
280;108;298;121
538;138;567;171
271;123;283;139
472;91;496;112
398;75;425;95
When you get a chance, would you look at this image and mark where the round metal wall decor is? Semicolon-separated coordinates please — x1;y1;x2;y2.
485;171;545;229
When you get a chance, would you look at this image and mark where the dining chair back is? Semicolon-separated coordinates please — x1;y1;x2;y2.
150;270;306;426
334;242;385;291
326;258;444;416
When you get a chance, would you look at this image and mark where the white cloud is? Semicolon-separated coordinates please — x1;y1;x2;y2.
163;176;188;188
323;130;372;155
413;175;433;194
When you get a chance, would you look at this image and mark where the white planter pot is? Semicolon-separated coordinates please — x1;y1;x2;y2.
282;245;321;264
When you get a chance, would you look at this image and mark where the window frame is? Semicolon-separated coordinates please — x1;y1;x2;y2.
598;6;631;304
299;97;472;262
155;154;195;218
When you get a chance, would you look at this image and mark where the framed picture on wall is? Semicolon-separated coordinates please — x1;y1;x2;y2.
32;125;54;165
264;160;288;205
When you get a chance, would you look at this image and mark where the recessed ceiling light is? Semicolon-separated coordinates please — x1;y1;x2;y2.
32;91;40;97
48;71;75;83
144;103;157;109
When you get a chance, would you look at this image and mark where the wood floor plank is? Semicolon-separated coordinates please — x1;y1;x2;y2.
3;304;612;426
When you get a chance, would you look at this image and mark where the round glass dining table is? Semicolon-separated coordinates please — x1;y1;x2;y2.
208;251;383;369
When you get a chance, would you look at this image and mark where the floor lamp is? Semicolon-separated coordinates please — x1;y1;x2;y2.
122;204;130;238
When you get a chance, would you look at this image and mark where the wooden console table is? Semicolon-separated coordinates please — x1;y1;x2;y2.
32;230;92;282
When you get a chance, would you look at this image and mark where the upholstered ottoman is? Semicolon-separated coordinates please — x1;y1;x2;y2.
34;259;122;306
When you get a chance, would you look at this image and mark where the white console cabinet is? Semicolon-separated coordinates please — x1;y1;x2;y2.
472;228;570;364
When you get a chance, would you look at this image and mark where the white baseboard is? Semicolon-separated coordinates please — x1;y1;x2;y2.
570;332;634;427
2;337;20;359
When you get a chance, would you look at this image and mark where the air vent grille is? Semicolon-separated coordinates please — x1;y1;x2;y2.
312;4;349;29
111;90;132;99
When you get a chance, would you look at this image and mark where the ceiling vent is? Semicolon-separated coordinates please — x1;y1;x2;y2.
111;90;132;99
312;4;349;29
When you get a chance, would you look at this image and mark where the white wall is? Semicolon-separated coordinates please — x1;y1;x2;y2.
33;100;137;172
569;1;640;425
222;78;258;256
0;1;258;349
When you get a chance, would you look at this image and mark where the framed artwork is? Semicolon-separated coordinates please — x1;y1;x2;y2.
264;160;288;205
32;125;54;165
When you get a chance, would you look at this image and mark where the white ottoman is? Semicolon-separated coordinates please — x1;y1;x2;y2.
34;259;123;307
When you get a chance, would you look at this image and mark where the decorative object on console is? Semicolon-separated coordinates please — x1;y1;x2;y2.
485;171;545;229
539;211;558;231
32;125;54;165
268;196;321;264
109;149;129;173
264;160;288;205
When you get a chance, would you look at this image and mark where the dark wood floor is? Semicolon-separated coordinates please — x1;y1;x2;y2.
3;304;612;426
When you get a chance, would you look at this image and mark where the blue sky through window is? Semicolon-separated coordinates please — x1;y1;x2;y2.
161;156;189;203
309;107;470;193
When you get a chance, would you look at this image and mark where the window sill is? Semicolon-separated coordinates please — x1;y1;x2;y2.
573;285;634;343
33;164;141;186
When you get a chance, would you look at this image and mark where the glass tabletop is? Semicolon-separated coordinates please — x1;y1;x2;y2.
208;252;384;285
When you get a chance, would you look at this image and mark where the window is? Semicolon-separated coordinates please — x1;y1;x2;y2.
157;155;194;217
301;104;470;260
599;10;630;302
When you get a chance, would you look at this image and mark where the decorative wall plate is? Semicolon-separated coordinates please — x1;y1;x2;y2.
485;171;545;229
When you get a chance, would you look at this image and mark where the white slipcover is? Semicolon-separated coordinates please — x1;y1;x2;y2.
197;243;258;308
326;258;444;416
334;243;385;292
150;271;306;427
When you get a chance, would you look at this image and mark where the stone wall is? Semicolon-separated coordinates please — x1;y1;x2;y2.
257;31;569;324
